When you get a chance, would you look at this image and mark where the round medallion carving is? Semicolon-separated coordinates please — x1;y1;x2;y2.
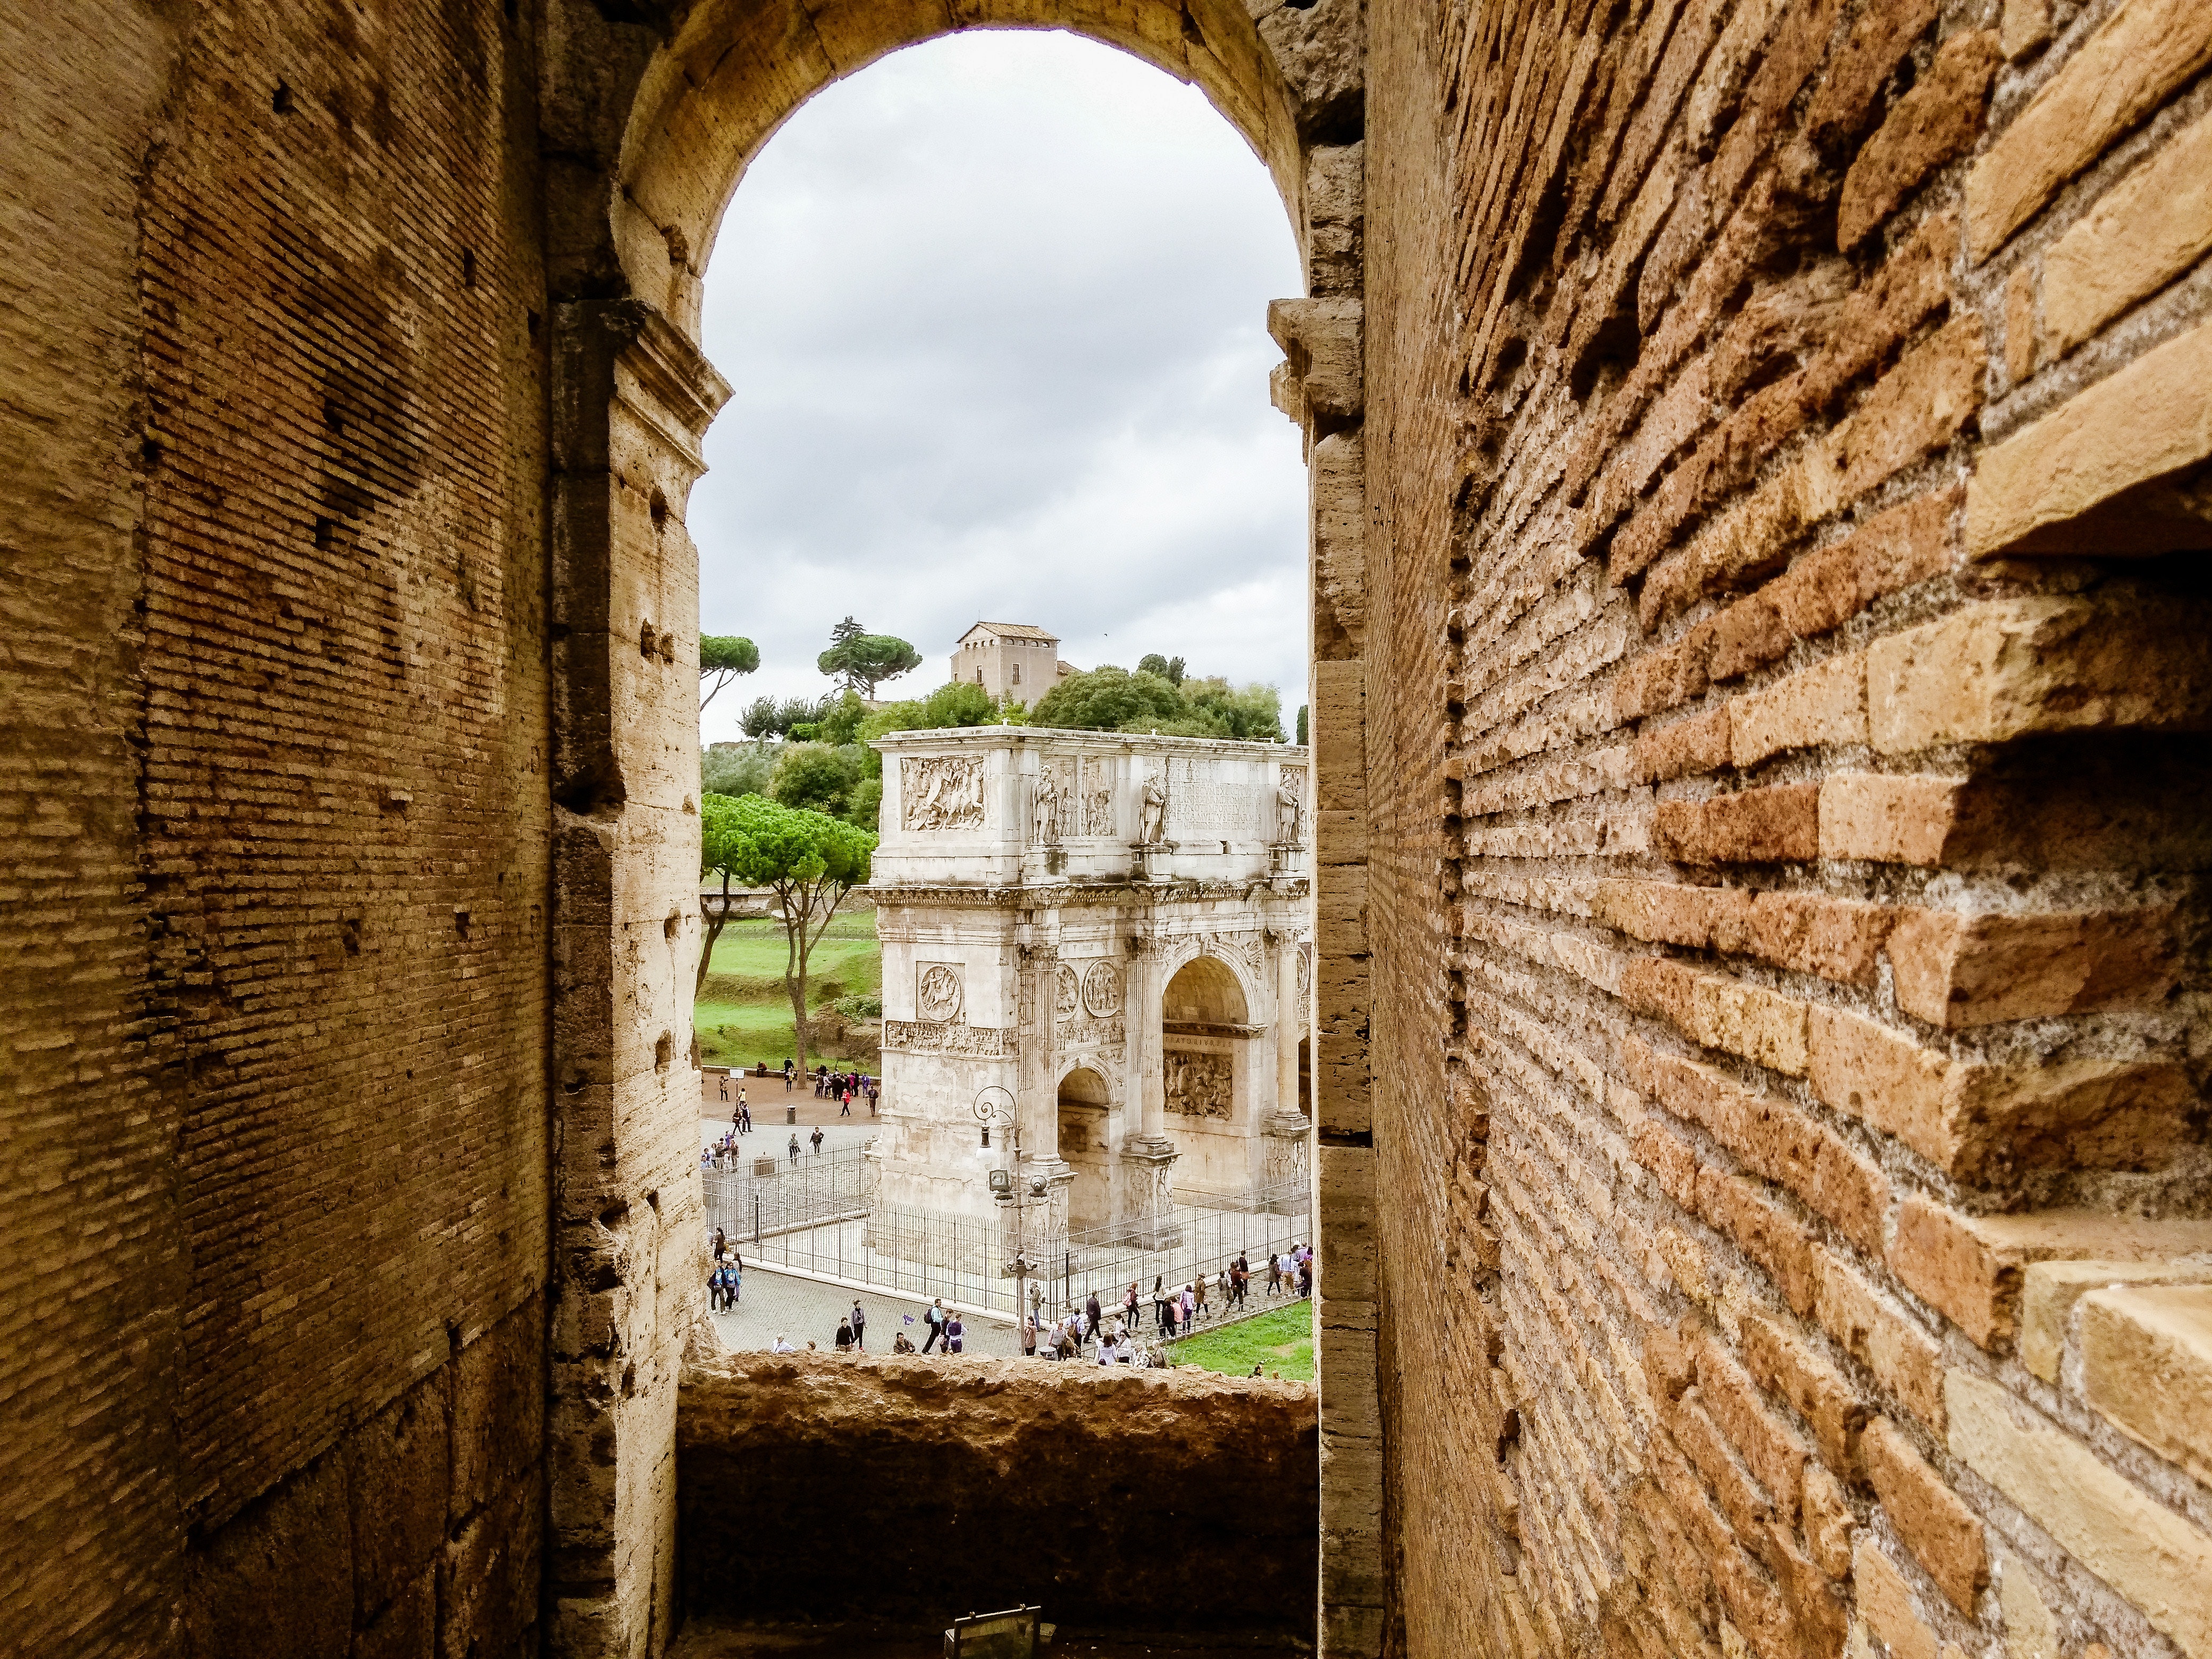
1082;959;1124;1018
1055;963;1080;1018
916;963;963;1023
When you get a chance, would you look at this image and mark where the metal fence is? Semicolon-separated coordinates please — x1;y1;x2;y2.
701;1151;1311;1323
702;1145;872;1242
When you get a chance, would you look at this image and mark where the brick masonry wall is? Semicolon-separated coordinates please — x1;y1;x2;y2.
1360;0;2212;1655
676;1352;1320;1632
5;0;555;1651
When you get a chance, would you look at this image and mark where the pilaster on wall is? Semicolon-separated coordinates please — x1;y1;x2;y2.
548;299;728;1657
1273;124;1384;1659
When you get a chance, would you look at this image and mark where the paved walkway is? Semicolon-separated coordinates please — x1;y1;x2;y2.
710;1263;1021;1358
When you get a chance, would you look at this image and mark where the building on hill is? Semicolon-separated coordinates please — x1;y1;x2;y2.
951;621;1076;706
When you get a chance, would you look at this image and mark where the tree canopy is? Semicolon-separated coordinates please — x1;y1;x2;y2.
1136;652;1187;686
1028;665;1287;742
858;678;1000;738
739;693;832;740
698;792;876;1070
699;634;760;708
817;619;923;698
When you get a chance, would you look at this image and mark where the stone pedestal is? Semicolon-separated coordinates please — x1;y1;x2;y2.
1261;1111;1312;1212
1119;1135;1183;1249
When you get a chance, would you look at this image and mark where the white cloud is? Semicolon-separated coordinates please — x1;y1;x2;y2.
689;29;1309;739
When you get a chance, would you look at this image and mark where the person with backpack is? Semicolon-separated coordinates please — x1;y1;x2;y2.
848;1300;866;1351
920;1298;946;1353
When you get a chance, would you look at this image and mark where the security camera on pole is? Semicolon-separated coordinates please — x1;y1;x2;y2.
975;1084;1046;1323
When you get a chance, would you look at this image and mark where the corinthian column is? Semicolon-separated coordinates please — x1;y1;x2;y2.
1274;927;1301;1120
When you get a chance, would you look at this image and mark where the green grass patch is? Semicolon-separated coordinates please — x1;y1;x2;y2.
695;912;883;1071
1168;1301;1314;1382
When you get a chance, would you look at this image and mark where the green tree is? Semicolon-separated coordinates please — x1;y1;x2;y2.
861;678;999;740
739;693;831;741
769;741;872;822
701;743;773;799
816;689;869;745
1030;665;1186;732
698;634;760;708
818;624;924;698
1137;652;1187;686
1184;677;1286;742
698;793;875;1071
1296;703;1309;744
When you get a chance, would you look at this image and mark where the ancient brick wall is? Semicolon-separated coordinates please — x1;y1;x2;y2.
675;1352;1319;1633
4;0;556;1650
1359;0;2212;1654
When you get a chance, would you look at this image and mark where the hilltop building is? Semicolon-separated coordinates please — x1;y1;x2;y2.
951;621;1076;706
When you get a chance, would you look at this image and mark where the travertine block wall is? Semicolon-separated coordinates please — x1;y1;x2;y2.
676;1352;1319;1631
1360;0;2212;1654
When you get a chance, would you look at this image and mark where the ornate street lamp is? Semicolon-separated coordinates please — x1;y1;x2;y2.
975;1084;1047;1333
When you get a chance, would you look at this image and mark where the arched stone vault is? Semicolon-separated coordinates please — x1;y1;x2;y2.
615;0;1320;333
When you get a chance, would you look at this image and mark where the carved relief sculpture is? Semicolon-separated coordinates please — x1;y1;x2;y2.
1081;759;1116;837
1055;962;1080;1019
1138;773;1168;844
1275;767;1303;845
1163;1050;1233;1119
902;754;985;831
916;962;964;1023
1031;769;1060;845
1081;959;1122;1018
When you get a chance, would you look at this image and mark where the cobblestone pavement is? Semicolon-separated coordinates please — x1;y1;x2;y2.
698;1110;882;1162
709;1263;1021;1358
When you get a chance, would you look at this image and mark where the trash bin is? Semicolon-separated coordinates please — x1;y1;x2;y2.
785;1104;798;1126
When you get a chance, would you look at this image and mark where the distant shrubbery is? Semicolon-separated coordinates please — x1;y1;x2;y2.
1030;665;1286;742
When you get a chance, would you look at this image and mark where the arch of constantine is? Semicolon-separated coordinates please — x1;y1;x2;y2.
868;728;1311;1259
11;0;2212;1656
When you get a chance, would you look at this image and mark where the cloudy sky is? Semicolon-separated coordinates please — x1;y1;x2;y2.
690;29;1309;742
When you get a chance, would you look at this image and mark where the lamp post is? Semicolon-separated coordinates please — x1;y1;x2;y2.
974;1084;1043;1330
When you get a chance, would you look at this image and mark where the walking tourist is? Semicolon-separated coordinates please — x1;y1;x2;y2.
1193;1274;1209;1322
711;1226;726;1263
809;1125;824;1156
787;1132;800;1166
839;1086;851;1118
1084;1291;1102;1343
1021;1311;1037;1358
1152;1276;1171;1336
1180;1283;1195;1334
1266;1253;1282;1296
1123;1281;1140;1327
921;1298;946;1353
739;1102;751;1134
944;1311;965;1354
1299;1254;1314;1298
849;1300;867;1351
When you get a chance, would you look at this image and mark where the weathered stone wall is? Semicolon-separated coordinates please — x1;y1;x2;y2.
675;1352;1319;1632
1358;0;2212;1655
4;0;555;1651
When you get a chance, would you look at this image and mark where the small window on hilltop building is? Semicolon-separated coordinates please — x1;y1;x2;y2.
1011;662;1021;685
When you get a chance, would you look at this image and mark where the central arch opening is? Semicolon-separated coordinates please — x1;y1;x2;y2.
1055;1063;1111;1231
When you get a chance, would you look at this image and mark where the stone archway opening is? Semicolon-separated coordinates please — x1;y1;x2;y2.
1055;1064;1112;1233
538;0;1366;1641
1162;953;1250;1030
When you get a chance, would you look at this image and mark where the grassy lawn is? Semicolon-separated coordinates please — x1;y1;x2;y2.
695;909;882;1071
1168;1301;1314;1382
